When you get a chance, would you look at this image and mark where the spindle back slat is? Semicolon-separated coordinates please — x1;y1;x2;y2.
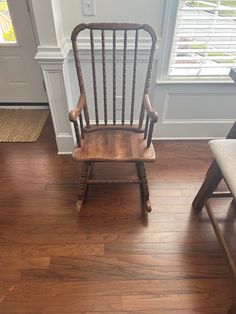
71;40;90;128
74;121;81;147
122;30;127;125
71;23;157;145
101;30;108;125
138;40;156;129
113;30;116;125
144;40;156;94
147;121;154;148
144;114;149;140
138;100;145;129
130;30;138;126
79;114;84;139
90;30;99;125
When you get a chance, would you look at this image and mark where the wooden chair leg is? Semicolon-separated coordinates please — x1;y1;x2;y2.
192;160;222;211
136;161;152;212
76;161;90;212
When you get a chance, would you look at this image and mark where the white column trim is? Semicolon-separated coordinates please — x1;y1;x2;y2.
35;43;75;154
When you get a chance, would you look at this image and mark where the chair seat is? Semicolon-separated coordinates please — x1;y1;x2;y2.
72;129;156;162
209;139;236;199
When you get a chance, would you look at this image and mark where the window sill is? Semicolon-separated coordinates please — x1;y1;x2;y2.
156;78;235;85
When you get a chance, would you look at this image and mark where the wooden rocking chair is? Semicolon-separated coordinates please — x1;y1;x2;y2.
69;23;158;213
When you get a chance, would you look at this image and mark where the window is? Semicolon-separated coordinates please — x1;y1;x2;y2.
168;0;236;79
0;0;16;44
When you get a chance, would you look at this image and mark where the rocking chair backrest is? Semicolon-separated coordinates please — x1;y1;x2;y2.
71;23;157;128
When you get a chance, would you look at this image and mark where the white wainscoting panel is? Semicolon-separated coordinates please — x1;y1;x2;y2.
154;82;236;139
163;93;236;122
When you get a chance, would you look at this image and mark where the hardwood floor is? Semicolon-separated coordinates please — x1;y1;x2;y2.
0;117;236;313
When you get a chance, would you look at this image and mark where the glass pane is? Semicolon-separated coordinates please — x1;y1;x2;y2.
0;0;16;44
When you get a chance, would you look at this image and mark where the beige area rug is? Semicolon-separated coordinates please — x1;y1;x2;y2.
0;109;49;142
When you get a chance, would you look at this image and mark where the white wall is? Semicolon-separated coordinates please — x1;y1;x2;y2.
60;0;165;38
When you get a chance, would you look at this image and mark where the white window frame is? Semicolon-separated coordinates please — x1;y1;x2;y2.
156;0;234;84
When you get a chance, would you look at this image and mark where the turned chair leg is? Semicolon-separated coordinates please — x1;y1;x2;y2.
76;161;90;212
136;161;152;212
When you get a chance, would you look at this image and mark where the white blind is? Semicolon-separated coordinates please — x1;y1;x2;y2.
169;0;236;78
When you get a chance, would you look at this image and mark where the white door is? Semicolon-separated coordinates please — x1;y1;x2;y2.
0;0;47;103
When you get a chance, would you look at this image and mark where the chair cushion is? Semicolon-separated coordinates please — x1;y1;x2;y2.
73;129;156;162
209;139;236;199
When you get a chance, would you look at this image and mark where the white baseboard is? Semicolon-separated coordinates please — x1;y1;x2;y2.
56;134;74;154
152;137;224;140
58;151;72;155
0;106;49;109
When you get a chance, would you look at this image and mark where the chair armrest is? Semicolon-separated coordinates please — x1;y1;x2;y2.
69;94;86;122
144;94;158;123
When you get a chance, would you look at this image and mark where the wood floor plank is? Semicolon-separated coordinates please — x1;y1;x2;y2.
0;279;233;313
122;293;233;312
0;228;219;245
0;279;233;298
104;241;234;256
21;254;231;281
0;295;122;313
1;210;235;225
0;243;104;260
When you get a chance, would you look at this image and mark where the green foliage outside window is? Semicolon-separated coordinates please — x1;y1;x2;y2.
3;25;16;42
